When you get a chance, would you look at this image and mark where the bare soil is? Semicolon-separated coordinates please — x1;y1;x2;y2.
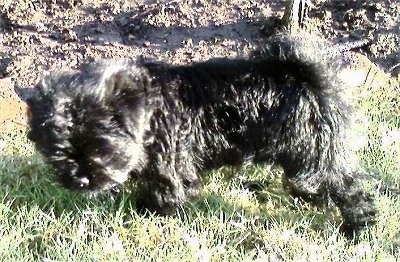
0;0;399;132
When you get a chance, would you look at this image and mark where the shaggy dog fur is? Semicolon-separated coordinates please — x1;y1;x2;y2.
27;34;376;237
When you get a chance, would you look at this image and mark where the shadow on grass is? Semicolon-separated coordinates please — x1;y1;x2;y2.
0;155;123;216
0;151;344;230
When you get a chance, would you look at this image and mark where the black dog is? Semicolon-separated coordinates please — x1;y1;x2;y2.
27;33;376;237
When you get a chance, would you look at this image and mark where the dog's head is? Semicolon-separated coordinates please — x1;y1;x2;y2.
27;62;152;192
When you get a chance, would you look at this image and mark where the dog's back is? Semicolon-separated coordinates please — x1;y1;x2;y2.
141;34;349;172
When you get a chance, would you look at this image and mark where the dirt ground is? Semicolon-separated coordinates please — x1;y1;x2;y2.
0;0;399;132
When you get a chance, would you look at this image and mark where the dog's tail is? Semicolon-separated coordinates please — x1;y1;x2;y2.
254;33;351;98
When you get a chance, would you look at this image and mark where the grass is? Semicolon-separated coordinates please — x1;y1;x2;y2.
0;81;399;261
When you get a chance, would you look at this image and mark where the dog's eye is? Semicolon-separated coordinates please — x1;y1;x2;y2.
112;114;124;127
54;126;63;133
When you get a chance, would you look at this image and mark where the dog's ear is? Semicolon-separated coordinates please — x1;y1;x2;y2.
25;72;56;110
102;67;149;140
104;70;140;97
96;62;151;97
14;87;35;103
25;72;49;103
27;71;73;107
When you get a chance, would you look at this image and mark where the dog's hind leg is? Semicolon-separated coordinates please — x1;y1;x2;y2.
273;104;376;236
280;154;376;237
280;160;376;238
279;157;329;206
328;172;376;237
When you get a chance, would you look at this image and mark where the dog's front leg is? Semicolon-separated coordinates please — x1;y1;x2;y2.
136;149;202;215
